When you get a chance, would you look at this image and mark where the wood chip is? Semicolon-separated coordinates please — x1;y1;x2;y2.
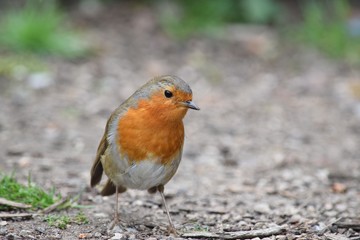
182;226;285;239
0;197;32;209
331;182;347;193
78;233;88;239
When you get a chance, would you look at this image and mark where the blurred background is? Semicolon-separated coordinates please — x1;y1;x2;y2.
0;0;360;238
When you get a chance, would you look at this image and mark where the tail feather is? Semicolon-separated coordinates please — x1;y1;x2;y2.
90;160;103;187
101;179;127;196
90;130;108;187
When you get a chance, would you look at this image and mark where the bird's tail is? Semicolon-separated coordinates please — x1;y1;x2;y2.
101;179;127;196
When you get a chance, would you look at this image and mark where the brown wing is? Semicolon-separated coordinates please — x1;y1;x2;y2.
90;121;127;195
90;103;130;189
90;127;108;187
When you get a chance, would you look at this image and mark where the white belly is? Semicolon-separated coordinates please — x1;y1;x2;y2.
102;142;182;190
122;161;172;189
114;158;181;190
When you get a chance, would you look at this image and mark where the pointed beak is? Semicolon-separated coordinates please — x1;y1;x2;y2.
185;100;200;110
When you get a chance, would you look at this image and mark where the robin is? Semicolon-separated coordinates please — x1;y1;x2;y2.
90;75;199;233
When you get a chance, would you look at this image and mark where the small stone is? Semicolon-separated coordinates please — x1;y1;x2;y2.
276;235;287;240
111;233;123;240
336;203;347;212
254;203;271;214
288;214;304;224
324;203;333;210
254;222;265;228
133;200;143;206
186;213;199;220
93;212;108;218
18;156;31;168
242;225;252;231
226;185;242;193
126;227;137;233
35;227;45;234
112;225;123;233
137;225;147;231
306;205;316;212
19;230;31;237
312;222;327;233
0;228;7;235
0;221;7;226
6;234;18;240
283;205;299;215
27;72;53;89
93;232;102;237
324;211;338;217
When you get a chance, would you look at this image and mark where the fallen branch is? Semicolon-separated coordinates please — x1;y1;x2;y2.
0;197;32;209
0;213;35;219
182;226;285;239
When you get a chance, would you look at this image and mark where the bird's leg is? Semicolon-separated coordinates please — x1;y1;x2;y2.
157;185;177;235
109;187;119;230
115;186;119;223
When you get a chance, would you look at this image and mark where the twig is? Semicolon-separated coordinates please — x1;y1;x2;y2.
0;213;35;219
317;217;344;235
0;197;32;209
324;233;350;240
223;226;286;239
182;226;286;239
181;231;219;239
39;197;68;214
333;221;360;230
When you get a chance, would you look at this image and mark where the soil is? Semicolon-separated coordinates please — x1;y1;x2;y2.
1;3;360;240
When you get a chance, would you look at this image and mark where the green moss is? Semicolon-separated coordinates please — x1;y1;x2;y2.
74;212;89;224
44;215;71;230
44;212;89;229
0;174;60;210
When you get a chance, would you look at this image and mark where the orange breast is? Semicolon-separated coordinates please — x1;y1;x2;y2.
117;96;185;165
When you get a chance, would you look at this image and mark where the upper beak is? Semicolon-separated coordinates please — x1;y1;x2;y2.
185;100;200;110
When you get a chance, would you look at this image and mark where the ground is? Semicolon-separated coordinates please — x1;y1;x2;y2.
0;3;360;240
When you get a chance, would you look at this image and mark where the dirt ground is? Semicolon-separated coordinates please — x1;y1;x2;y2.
1;3;360;240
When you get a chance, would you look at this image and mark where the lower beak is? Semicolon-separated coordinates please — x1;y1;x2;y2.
185;101;200;110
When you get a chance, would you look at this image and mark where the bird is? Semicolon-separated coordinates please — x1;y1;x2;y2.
90;75;199;233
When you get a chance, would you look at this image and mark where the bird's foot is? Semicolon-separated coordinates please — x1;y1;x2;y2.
108;218;120;231
167;225;178;236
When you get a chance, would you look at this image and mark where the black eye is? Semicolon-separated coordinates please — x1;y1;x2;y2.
164;90;173;98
